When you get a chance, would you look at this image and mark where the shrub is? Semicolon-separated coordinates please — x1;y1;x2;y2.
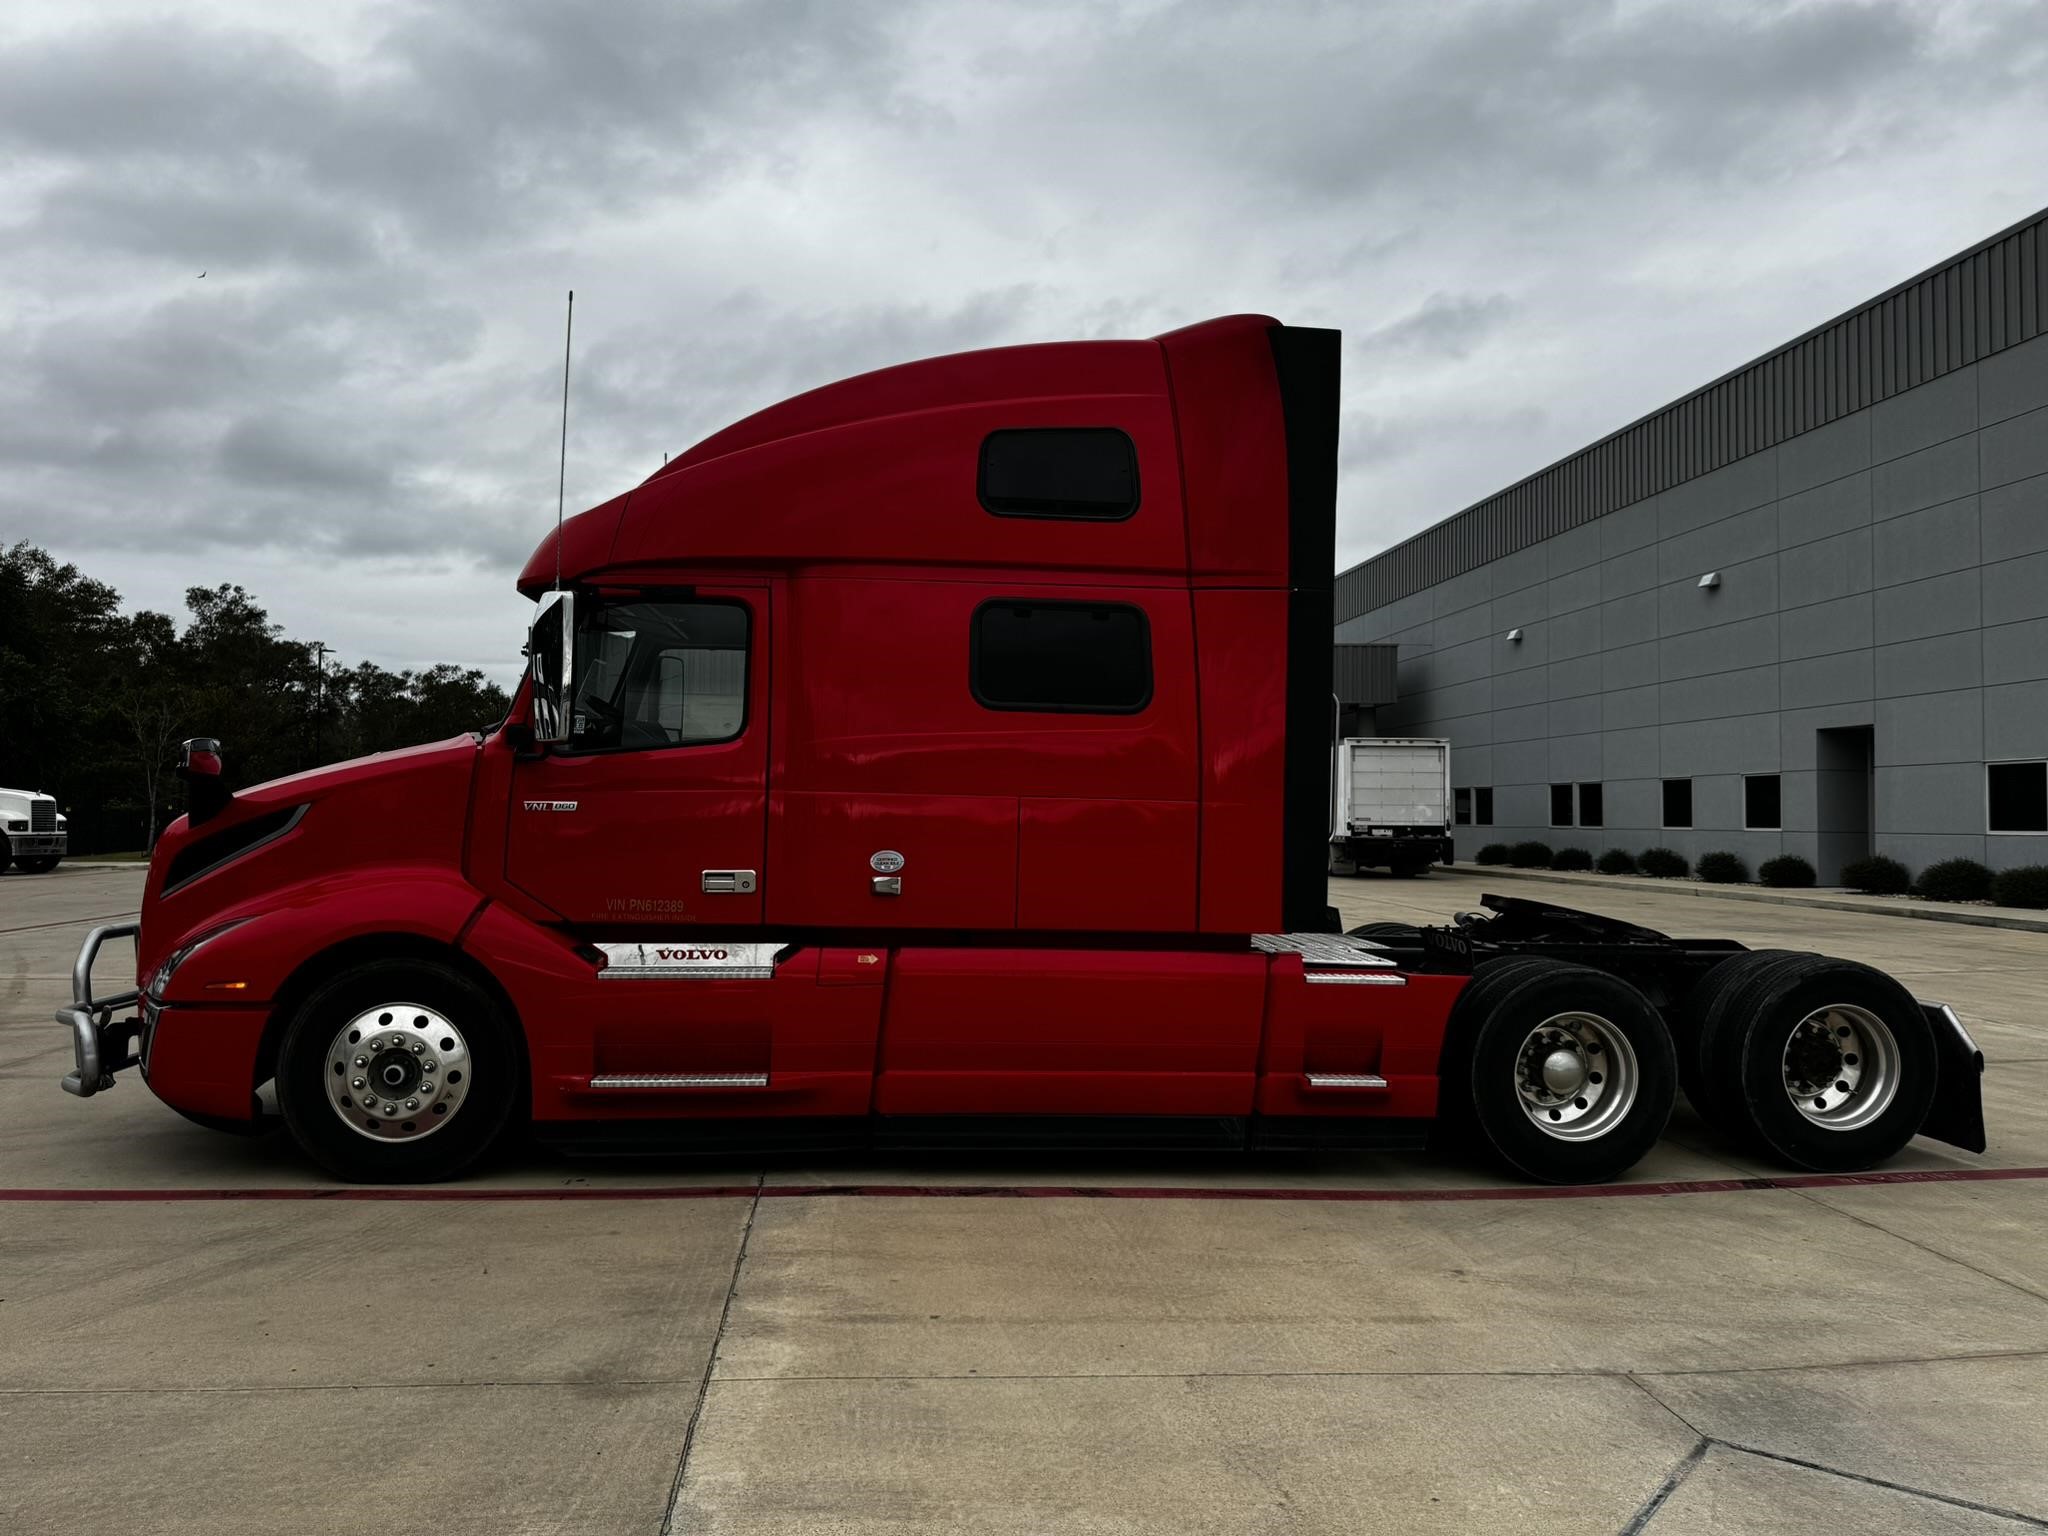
1841;854;1912;896
1697;851;1749;884
1596;848;1638;875
1990;865;2048;910
1508;840;1554;868
1916;858;1992;904
1757;854;1816;888
1638;847;1690;878
1550;847;1594;871
1474;842;1511;866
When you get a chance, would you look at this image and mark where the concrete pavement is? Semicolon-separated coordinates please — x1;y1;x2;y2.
3;863;2046;1532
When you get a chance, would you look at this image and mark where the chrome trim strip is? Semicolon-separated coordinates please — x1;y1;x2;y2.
1251;933;1396;968
1305;972;1408;986
587;1073;769;1089
1305;1073;1390;1089
594;941;787;980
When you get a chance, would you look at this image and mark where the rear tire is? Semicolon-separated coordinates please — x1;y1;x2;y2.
1691;953;1935;1171
1447;958;1677;1183
1677;951;1801;1127
276;958;522;1183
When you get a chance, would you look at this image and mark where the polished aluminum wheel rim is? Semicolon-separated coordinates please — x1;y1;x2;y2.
1782;1004;1898;1131
1515;1011;1638;1142
324;1003;470;1142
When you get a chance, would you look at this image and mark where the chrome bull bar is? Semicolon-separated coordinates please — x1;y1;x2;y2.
57;922;142;1098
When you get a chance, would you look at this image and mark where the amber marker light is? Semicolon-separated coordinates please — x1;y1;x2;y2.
203;980;250;992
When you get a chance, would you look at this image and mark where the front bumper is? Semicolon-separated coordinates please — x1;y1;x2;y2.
57;922;144;1097
9;832;67;858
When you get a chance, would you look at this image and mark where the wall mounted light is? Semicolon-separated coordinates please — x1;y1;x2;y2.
1698;572;1720;590
1506;627;1523;642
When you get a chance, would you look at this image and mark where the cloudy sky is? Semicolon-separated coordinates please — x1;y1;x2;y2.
3;0;2044;682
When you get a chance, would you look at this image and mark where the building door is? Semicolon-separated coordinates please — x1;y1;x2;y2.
1815;725;1873;884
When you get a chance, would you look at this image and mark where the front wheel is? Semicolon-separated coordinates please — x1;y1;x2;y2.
1450;959;1678;1183
276;958;522;1183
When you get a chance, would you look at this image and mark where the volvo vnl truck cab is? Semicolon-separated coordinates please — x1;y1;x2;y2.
57;315;1984;1184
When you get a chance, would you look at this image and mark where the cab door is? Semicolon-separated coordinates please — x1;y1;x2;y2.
507;585;768;928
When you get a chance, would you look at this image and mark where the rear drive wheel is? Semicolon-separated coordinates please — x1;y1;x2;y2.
18;856;59;874
276;958;521;1183
1450;959;1677;1183
1676;950;1800;1127
1692;954;1934;1171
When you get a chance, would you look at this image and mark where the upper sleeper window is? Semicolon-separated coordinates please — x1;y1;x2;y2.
972;601;1151;714
979;429;1139;521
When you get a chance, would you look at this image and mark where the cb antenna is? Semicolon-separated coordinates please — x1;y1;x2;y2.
555;289;574;591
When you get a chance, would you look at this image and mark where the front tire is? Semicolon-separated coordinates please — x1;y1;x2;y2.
1450;959;1677;1184
276;958;521;1183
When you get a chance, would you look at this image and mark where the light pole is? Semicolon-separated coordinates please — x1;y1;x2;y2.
312;643;330;762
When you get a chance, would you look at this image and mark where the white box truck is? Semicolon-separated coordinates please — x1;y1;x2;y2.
1330;737;1451;877
0;787;66;874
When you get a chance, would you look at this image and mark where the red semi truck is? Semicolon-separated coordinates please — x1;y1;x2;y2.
58;315;1984;1183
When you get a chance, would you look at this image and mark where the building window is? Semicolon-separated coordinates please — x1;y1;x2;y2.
1744;774;1781;831
971;601;1151;713
1551;783;1574;826
1475;787;1494;825
979;429;1139;520
1454;787;1471;826
1663;778;1693;829
1989;761;2048;833
1577;783;1604;829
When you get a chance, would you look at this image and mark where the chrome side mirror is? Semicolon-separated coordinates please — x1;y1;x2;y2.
527;590;575;745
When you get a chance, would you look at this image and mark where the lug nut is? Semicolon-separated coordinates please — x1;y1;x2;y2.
405;1099;419;1111
354;1056;368;1068
383;1103;398;1116
351;1077;366;1090
421;1060;436;1073
413;1044;424;1055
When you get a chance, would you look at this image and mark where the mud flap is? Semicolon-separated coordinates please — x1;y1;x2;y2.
1918;1001;1987;1154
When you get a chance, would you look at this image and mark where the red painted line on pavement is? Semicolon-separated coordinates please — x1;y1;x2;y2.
0;1165;2041;1204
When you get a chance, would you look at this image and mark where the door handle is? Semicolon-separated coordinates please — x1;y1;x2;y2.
701;870;758;894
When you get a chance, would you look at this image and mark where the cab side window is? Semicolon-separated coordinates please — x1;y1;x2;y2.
971;601;1151;714
570;600;748;751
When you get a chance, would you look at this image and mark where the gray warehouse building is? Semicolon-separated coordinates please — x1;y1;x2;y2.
1334;207;2048;883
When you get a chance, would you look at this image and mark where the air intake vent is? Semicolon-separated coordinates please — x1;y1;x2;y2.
162;804;307;896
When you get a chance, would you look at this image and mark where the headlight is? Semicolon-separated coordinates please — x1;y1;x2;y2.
4;820;24;832
149;918;254;1000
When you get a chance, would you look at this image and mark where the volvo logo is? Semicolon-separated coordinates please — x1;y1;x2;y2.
654;947;729;962
869;849;905;874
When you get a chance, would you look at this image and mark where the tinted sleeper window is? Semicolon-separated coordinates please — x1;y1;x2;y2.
980;429;1139;520
973;602;1151;713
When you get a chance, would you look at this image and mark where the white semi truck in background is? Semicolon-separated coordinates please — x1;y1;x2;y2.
0;788;66;874
1329;736;1452;878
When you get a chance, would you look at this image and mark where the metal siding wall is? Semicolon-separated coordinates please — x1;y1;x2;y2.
1338;212;2048;625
